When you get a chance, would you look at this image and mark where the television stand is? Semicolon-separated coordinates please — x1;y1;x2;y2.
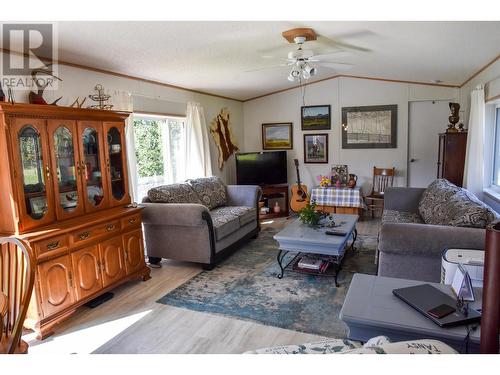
259;184;289;220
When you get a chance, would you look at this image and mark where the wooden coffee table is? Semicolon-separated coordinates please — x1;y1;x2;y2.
273;214;358;286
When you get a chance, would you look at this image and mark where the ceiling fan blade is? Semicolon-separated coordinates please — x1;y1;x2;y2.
243;64;289;73
316;35;372;52
310;51;352;60
316;62;354;71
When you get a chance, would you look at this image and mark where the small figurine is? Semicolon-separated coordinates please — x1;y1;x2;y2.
447;102;460;132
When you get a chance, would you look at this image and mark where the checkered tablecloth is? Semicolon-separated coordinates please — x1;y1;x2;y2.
310;187;367;209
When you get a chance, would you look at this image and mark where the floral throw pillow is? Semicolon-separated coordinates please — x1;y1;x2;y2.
418;179;461;225
147;183;202;204
187;176;227;210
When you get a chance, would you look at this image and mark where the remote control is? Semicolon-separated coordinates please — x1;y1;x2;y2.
325;231;347;236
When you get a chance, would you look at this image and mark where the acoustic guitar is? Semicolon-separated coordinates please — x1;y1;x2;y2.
290;159;309;212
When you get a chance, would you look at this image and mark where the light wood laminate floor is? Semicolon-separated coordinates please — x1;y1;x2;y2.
24;217;380;354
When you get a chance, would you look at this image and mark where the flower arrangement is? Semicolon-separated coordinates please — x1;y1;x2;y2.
317;175;331;188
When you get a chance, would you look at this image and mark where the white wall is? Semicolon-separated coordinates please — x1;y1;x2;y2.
1;52;244;184
243;77;458;194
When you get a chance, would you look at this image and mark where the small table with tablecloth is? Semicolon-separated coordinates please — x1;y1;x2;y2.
310;187;366;215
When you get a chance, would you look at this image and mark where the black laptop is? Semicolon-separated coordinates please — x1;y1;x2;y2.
392;284;481;328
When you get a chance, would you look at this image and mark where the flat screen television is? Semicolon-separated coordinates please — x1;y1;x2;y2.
236;151;287;186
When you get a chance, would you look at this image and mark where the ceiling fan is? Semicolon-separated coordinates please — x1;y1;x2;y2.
250;28;370;82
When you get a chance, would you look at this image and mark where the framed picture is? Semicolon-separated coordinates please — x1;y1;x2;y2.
341;105;397;149
331;165;348;186
303;134;328;164
29;196;48;215
262;123;293;150
301;105;331;130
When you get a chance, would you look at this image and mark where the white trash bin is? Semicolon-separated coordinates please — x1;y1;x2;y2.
441;248;484;288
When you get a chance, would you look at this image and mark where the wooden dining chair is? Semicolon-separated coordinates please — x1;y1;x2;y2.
365;167;396;218
0;237;35;354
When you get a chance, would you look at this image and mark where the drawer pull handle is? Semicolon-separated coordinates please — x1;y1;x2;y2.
106;224;116;231
128;218;137;224
46;241;60;250
78;231;90;240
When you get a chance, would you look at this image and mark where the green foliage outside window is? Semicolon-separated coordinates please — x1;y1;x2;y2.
133;119;164;178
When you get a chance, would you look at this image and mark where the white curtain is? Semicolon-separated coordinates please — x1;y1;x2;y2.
463;85;485;198
184;102;213;179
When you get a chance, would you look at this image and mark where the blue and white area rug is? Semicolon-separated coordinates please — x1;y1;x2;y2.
157;226;377;338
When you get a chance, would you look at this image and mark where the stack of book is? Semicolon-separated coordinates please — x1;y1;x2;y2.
296;256;330;274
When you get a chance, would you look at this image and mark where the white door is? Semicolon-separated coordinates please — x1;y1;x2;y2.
408;100;451;187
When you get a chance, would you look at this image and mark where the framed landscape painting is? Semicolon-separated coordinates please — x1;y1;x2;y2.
303;133;328;164
262;123;293;150
341;105;397;149
301;105;331;130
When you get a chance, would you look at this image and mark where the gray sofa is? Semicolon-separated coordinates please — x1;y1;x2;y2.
141;177;262;269
378;179;497;282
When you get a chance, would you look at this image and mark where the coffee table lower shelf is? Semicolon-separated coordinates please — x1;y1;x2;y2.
276;251;346;287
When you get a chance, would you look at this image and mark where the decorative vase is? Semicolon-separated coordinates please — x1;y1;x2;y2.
273;201;281;214
348;174;358;189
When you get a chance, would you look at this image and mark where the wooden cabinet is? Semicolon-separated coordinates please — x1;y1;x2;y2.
0;103;150;340
38;255;76;317
123;229;145;275
99;236;126;287
71;246;103;300
437;132;468;187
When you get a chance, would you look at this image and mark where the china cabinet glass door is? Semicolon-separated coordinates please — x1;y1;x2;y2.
104;122;130;207
48;120;84;219
11;118;55;229
77;121;109;212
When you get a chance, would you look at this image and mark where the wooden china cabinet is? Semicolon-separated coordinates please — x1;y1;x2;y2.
0;103;150;339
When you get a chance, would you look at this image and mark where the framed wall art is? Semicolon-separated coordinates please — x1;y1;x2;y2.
262;122;293;150
303;133;328;164
341;105;397;149
301;105;331;130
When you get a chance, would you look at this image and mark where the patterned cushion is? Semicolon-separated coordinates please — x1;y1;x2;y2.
247;336;457;354
147;183;202;204
210;208;240;241
187;176;227;210
249;338;362;354
211;206;256;227
419;179;497;228
419;179;461;225
382;210;424;224
446;189;497;228
210;206;257;240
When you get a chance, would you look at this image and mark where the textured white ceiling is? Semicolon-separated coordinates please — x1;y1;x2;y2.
55;21;500;101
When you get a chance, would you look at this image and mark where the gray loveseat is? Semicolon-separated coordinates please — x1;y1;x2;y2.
378;179;497;282
141;177;262;269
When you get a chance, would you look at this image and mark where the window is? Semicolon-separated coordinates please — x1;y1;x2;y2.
492;107;500;187
133;115;186;199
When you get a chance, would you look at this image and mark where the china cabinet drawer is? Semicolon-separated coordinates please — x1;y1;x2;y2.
71;220;121;244
34;235;69;258
121;214;141;229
